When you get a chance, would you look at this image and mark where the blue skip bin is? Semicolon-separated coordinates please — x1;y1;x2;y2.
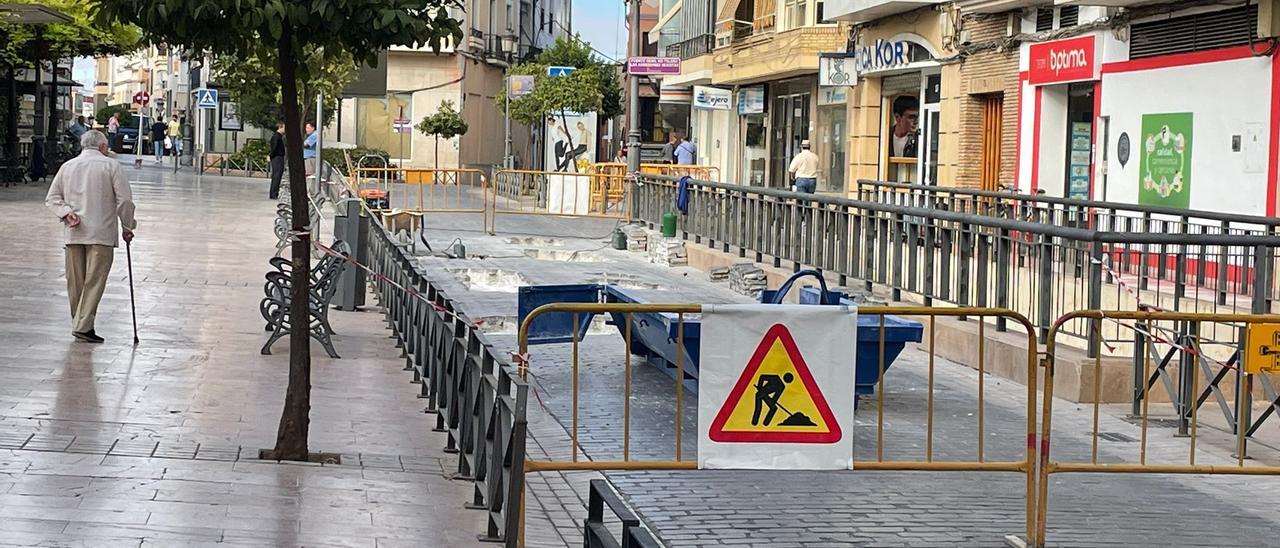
516;271;923;398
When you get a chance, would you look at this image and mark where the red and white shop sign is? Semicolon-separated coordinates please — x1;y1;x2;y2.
1028;35;1099;86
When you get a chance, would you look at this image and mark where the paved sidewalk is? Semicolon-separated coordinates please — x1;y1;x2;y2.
0;166;488;547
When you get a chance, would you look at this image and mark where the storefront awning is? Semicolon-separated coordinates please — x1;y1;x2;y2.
716;0;743;25
648;0;682;45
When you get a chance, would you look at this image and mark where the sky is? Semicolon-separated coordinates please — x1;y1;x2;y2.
572;0;627;62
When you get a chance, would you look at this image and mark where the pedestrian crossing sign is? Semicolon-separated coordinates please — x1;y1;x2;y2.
708;323;842;443
195;88;218;110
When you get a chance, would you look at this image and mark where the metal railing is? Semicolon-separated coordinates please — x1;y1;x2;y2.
666;33;716;59
517;302;1042;545
366;218;528;546
635;174;1280;355
584;479;663;548
1036;309;1280;547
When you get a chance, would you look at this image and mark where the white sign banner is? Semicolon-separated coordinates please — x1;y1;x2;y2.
698;304;857;470
692;85;732;111
818;54;857;87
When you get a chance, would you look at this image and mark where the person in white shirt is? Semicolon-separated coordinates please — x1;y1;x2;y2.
787;139;820;194
44;130;138;343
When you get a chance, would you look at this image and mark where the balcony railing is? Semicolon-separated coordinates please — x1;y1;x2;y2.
665;34;716;60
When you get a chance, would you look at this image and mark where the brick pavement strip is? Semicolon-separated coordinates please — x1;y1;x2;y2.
0;168;493;547
411;218;1280;546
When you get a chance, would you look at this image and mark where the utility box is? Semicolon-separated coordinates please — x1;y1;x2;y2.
333;199;369;310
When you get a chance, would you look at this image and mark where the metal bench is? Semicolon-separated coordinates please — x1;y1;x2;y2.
260;240;350;359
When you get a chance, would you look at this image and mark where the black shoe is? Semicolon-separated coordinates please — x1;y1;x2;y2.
269;195;279;200
73;330;105;344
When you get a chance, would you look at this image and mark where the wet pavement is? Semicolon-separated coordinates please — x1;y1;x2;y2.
0;165;488;547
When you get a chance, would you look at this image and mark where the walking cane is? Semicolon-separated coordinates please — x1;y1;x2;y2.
126;240;139;345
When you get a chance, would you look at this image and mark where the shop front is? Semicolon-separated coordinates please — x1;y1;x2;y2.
690;85;736;176
1022;34;1102;200
845;25;955;187
769;77;816;187
736;85;768;186
816;85;847;193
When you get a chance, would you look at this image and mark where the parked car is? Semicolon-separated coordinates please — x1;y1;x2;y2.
111;114;153;154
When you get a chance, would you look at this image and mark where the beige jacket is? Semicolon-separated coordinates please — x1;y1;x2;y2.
45;149;137;247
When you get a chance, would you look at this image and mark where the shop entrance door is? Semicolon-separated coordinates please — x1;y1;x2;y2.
771;91;810;187
980;95;1003;191
1064;82;1095;200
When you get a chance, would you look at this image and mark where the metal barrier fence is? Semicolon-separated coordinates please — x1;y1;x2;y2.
517;302;1043;545
1037;309;1280;546
490;169;631;231
590;162;720;181
583;479;663;548
352;167;489;213
366;218;528;546
634;174;1280;356
858;179;1280;308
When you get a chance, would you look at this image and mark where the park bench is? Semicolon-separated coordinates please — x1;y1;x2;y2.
259;239;350;359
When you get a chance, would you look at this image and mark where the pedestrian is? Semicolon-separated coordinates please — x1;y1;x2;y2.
107;113;120;148
67;116;89;141
302;121;318;176
166;116;183;158
674;134;697;165
268;121;286;200
660;132;677;164
788;139;820;194
44;130;137;344
150;117;167;164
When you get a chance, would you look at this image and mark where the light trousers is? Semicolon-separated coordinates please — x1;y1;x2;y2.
65;244;115;333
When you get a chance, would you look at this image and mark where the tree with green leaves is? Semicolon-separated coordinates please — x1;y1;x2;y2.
415;100;468;172
94;104;132;127
213;45;357;129
92;0;462;462
496;37;621;171
0;0;140;66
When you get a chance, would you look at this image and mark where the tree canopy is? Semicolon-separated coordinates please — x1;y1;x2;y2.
497;37;622;126
212;45;357;129
416;99;468;170
0;0;141;66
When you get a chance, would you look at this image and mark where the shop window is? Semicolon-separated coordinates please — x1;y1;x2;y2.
355;93;413;159
1130;5;1258;59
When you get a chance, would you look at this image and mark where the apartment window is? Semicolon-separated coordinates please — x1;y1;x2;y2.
506;0;514;32
782;0;809;30
355;93;413;159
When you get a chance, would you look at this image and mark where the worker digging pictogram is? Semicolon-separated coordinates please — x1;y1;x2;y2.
708;324;841;443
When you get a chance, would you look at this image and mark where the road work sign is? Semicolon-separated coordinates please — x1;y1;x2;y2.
1245;323;1280;374
698;304;856;469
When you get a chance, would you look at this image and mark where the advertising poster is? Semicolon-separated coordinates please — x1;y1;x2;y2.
1067;122;1091;200
1138;113;1192;209
544;111;598;214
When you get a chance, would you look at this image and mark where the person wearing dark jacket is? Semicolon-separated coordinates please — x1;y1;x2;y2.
268;122;286;199
150;118;167;164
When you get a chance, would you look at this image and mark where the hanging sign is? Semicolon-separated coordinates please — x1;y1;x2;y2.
818;53;857;87
698;305;857;470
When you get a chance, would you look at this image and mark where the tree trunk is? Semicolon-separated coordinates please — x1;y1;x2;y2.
434;135;439;173
269;24;313;462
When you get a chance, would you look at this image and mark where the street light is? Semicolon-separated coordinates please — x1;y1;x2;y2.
501;33;517;169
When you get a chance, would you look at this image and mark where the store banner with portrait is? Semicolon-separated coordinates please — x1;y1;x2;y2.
1138;113;1192;209
543;111;598;214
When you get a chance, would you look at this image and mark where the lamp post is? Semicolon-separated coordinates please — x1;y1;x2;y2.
501;33;516;170
625;0;641;178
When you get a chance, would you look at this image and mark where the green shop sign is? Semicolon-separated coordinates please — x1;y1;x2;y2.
1138;113;1193;208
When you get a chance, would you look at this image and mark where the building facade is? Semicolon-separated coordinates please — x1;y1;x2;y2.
1016;1;1279;216
336;0;573;170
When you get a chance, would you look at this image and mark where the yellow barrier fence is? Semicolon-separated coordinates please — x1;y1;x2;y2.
590;162;720;181
1036;310;1280;546
515;303;1041;546
490;170;631;232
349;167;491;232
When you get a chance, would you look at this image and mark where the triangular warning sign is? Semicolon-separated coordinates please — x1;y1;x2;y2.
708;323;842;444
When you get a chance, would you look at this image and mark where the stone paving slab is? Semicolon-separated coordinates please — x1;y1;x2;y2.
0;166;495;547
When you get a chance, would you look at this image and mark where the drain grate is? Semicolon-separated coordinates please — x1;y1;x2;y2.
1120;416;1183;429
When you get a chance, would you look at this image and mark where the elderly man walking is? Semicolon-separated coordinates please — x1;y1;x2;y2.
44;130;137;343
